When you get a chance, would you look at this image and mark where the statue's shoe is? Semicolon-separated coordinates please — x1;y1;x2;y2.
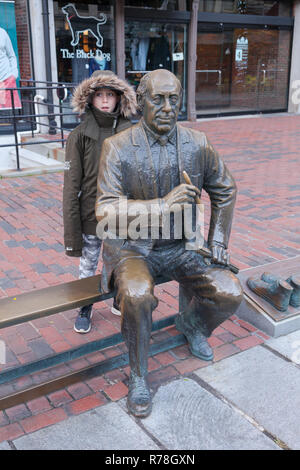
260;272;300;309
261;272;280;285
286;275;300;308
175;314;213;361
247;276;293;312
127;373;152;418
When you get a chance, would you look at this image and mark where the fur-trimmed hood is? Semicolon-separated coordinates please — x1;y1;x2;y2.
71;71;137;118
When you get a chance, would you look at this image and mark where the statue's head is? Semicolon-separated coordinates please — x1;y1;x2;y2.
136;69;182;135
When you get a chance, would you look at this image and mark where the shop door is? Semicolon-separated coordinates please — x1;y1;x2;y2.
196;24;291;116
252;28;291;112
196;25;232;114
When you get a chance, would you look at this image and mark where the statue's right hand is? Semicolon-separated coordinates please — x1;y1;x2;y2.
163;183;200;208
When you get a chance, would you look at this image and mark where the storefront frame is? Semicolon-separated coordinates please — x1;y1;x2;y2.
117;2;294;120
27;0;295;123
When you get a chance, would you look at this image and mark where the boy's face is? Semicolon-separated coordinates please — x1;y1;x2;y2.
92;88;119;113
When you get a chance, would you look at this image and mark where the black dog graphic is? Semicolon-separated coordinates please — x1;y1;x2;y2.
62;3;107;48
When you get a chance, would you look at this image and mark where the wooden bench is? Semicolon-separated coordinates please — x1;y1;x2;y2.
0;275;187;410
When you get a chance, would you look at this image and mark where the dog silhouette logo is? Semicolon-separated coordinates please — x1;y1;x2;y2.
62;3;107;48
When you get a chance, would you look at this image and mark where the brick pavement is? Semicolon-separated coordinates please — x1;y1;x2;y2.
0;114;299;442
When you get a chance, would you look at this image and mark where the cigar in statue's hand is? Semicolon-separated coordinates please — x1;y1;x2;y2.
182;171;202;205
182;171;239;275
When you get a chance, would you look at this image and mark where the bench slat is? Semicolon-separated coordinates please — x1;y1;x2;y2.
0;275;105;329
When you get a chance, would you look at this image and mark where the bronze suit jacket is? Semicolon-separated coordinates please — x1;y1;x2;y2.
96;121;237;293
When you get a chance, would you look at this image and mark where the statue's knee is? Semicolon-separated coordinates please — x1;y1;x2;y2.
119;278;157;314
206;268;243;310
217;272;243;310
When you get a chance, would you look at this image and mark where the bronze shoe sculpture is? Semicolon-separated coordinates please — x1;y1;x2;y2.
127;372;152;418
260;272;300;309
175;313;213;361
286;275;300;308
247;273;293;312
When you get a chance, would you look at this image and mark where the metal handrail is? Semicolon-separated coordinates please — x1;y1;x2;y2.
127;70;148;74
260;68;285;85
0;79;79;171
196;69;222;86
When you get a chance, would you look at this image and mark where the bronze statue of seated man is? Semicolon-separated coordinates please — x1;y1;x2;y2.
96;69;243;418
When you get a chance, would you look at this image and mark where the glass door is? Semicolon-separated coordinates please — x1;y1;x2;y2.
196;24;291;116
251;28;291;112
196;24;232;114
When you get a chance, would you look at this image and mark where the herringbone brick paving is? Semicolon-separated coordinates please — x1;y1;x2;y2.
0;114;299;441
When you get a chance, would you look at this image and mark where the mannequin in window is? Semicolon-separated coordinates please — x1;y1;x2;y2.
146;29;171;71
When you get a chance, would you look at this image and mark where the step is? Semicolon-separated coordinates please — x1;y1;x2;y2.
21;136;66;162
8;147;64;170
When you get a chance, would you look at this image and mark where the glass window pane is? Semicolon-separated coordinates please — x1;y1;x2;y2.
232;28;291;111
264;1;291;16
198;1;292;16
196;25;291;115
125;21;188;117
54;1;116;84
125;1;191;10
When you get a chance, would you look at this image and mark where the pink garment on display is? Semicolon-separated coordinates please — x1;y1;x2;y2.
0;75;21;109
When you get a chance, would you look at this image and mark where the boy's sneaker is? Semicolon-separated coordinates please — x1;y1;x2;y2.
111;298;121;316
74;305;93;333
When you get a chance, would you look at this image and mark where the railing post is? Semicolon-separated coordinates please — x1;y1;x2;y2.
30;84;35;137
57;84;68;148
45;85;57;135
59;96;64;148
11;88;20;171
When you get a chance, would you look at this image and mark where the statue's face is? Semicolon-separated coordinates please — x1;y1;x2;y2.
143;72;181;135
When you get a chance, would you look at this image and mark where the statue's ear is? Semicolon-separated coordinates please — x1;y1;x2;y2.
137;93;144;112
179;88;183;110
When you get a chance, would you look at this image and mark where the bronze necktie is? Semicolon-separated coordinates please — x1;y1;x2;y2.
158;136;171;197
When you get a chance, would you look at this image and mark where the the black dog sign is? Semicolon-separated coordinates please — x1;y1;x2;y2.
62;3;107;48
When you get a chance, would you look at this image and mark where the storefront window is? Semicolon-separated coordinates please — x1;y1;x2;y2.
54;1;115;84
198;0;292;16
125;20;188;118
125;0;191;10
196;25;291;115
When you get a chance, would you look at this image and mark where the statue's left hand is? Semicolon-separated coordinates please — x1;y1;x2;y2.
209;243;230;266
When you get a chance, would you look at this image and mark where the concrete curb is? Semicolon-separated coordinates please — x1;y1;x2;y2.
0;166;64;178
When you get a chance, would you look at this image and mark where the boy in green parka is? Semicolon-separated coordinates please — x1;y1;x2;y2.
63;70;137;333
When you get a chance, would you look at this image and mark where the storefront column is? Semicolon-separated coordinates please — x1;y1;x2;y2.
28;0;58;86
28;0;46;84
288;0;300;113
27;0;58;133
187;0;199;121
115;0;125;79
